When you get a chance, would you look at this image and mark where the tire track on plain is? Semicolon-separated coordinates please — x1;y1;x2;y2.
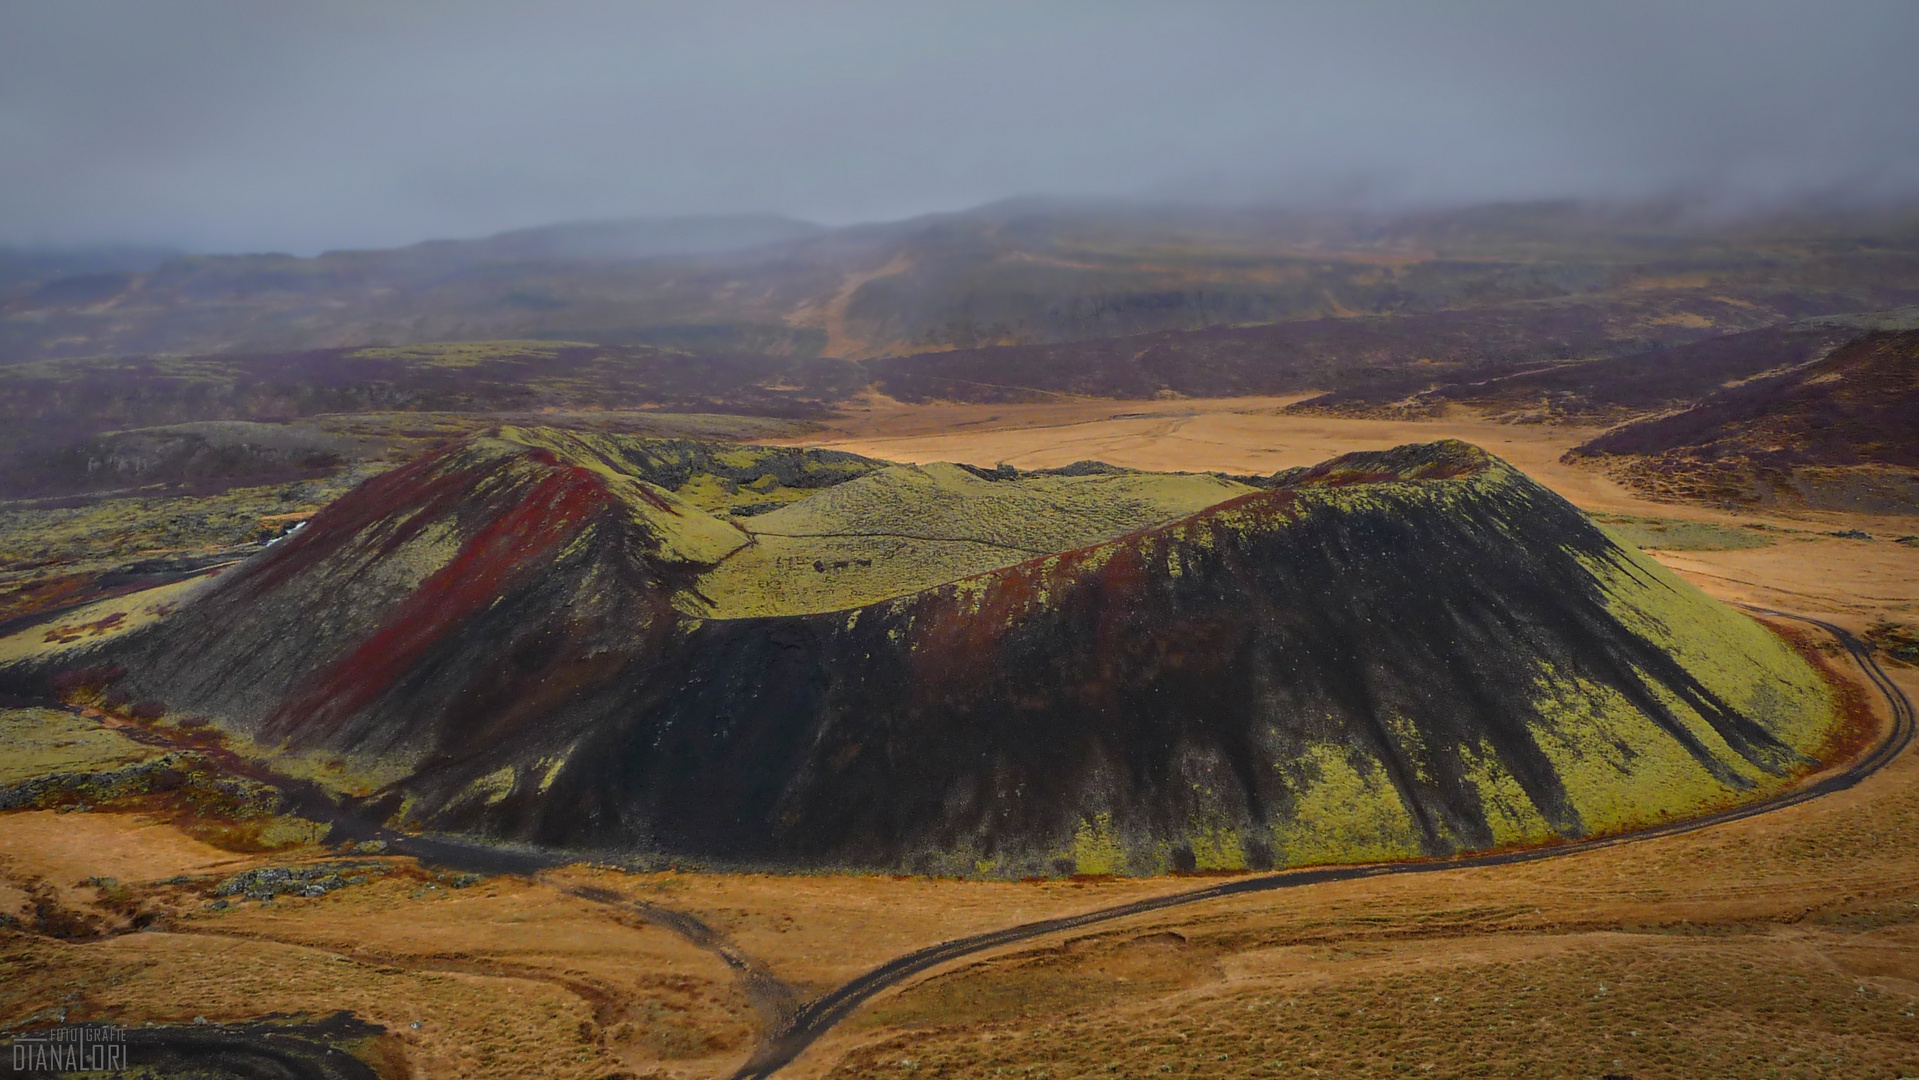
562;884;802;1035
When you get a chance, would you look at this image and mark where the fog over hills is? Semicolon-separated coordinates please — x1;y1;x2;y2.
359;214;827;266
5;197;1919;365
5;3;1917;253
5;3;1915;371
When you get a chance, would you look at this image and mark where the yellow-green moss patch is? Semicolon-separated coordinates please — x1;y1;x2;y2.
1583;543;1835;756
1071;814;1127;876
700;463;1251;617
0;708;162;786
1270;744;1425;868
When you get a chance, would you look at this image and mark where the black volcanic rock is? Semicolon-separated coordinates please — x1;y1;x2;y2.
15;432;1840;875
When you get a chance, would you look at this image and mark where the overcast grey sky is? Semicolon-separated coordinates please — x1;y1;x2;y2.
3;1;1917;254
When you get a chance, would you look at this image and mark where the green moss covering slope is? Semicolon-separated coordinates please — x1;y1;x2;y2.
704;462;1252;617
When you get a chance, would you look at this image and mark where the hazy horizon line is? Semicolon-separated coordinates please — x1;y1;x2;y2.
8;185;1919;263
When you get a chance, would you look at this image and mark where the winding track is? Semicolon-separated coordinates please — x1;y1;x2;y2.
725;611;1915;1080
564;884;801;1034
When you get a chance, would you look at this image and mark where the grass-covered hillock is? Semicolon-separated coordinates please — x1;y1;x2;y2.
1592;513;1774;551
0;707;161;786
498;427;885;518
12;434;1847;877
704;462;1251;616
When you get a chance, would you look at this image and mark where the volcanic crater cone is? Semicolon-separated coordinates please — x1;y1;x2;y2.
28;428;1842;875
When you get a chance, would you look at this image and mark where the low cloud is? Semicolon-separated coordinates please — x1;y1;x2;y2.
2;1;1916;253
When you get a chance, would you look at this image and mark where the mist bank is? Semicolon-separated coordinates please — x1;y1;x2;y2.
4;196;1918;365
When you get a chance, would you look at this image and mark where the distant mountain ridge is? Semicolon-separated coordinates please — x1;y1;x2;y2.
355;213;826;264
5;199;1917;364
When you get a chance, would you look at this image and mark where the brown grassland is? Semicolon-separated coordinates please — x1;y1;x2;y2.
2;399;1917;1079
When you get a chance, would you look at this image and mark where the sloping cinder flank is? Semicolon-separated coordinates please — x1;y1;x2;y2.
32;434;1835;875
